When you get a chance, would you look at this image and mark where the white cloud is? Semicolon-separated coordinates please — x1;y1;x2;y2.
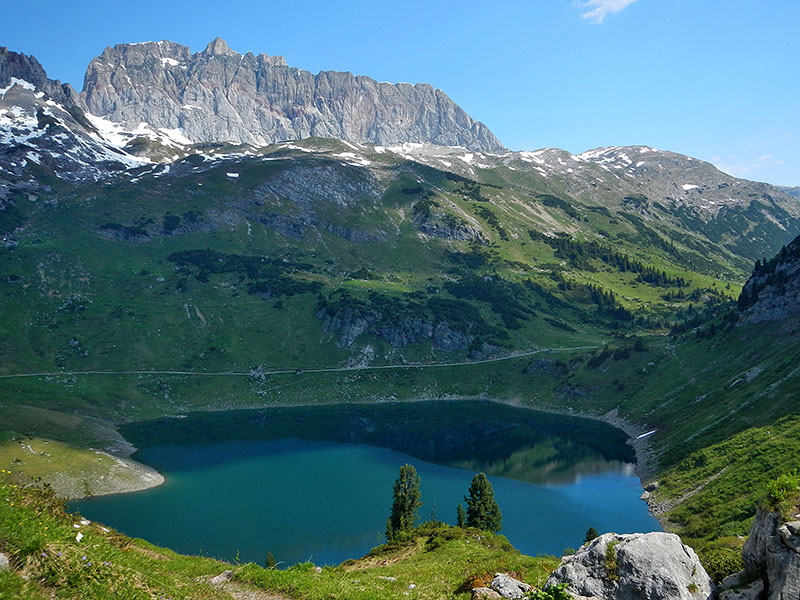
577;0;639;24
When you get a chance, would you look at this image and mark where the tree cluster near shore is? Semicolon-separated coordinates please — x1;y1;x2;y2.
386;464;502;541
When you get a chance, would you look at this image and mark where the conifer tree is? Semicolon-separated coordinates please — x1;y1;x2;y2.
456;503;466;528
465;473;502;533
386;464;422;541
584;527;599;543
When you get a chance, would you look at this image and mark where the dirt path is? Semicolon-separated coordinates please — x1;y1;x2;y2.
0;345;601;380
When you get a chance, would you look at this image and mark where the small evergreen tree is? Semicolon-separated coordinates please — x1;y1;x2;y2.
456;503;466;528
584;527;599;543
465;473;502;533
386;464;422;541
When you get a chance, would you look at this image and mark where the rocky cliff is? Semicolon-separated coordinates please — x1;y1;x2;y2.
80;37;504;151
0;47;145;201
737;234;800;324
721;506;800;600
0;46;81;110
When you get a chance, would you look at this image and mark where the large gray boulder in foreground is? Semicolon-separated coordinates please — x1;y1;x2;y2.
546;532;716;600
742;507;800;600
491;573;532;598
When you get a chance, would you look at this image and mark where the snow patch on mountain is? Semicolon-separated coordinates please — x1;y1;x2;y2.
0;78;36;98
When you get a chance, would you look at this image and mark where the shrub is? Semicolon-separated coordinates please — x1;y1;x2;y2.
605;540;619;581
766;471;799;504
526;583;572;600
698;546;744;584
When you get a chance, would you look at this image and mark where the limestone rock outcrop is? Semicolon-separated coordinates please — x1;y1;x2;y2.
80;38;504;151
741;507;800;600
737;234;800;325
546;532;716;600
491;573;532;599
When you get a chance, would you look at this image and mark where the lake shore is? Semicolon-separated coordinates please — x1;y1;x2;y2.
56;394;657;503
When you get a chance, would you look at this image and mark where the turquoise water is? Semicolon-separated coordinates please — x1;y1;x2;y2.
71;403;660;566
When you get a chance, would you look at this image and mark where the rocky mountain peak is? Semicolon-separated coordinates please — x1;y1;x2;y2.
202;37;236;57
78;38;504;151
0;46;80;109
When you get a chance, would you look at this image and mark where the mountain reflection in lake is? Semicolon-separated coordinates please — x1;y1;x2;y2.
121;401;634;485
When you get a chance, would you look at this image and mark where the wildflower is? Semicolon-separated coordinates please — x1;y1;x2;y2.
81;556;86;561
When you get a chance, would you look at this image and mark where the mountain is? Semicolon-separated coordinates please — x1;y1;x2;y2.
79;37;504;152
779;185;800;200
0;47;147;202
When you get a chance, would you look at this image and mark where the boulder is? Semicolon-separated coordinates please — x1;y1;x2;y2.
0;552;9;571
472;587;502;600
209;569;233;585
545;532;715;600
491;573;532;599
719;580;765;600
742;508;800;600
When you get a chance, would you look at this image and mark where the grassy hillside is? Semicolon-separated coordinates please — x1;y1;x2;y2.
1;141;748;385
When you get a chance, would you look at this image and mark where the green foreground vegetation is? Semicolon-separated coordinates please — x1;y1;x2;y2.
0;478;559;600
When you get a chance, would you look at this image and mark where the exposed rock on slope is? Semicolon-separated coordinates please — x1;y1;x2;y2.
546;532;715;600
80;38;504;151
741;507;800;600
737;234;800;324
0;46;81;110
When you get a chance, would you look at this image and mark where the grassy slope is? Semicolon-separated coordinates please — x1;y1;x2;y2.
0;147;743;380
0;479;558;600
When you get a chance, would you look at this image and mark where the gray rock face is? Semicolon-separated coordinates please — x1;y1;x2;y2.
742;508;800;600
1;47;144;201
738;234;800;325
491;573;532;599
80;38;504;152
414;212;487;243
317;306;476;352
546;532;716;600
719;580;765;600
0;46;81;109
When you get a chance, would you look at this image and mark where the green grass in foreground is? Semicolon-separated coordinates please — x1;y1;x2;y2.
235;524;559;600
0;480;231;599
0;478;558;599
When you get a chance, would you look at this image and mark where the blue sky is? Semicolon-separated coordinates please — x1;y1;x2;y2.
2;0;799;186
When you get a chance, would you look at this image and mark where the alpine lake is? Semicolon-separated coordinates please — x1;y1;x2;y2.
70;401;660;567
